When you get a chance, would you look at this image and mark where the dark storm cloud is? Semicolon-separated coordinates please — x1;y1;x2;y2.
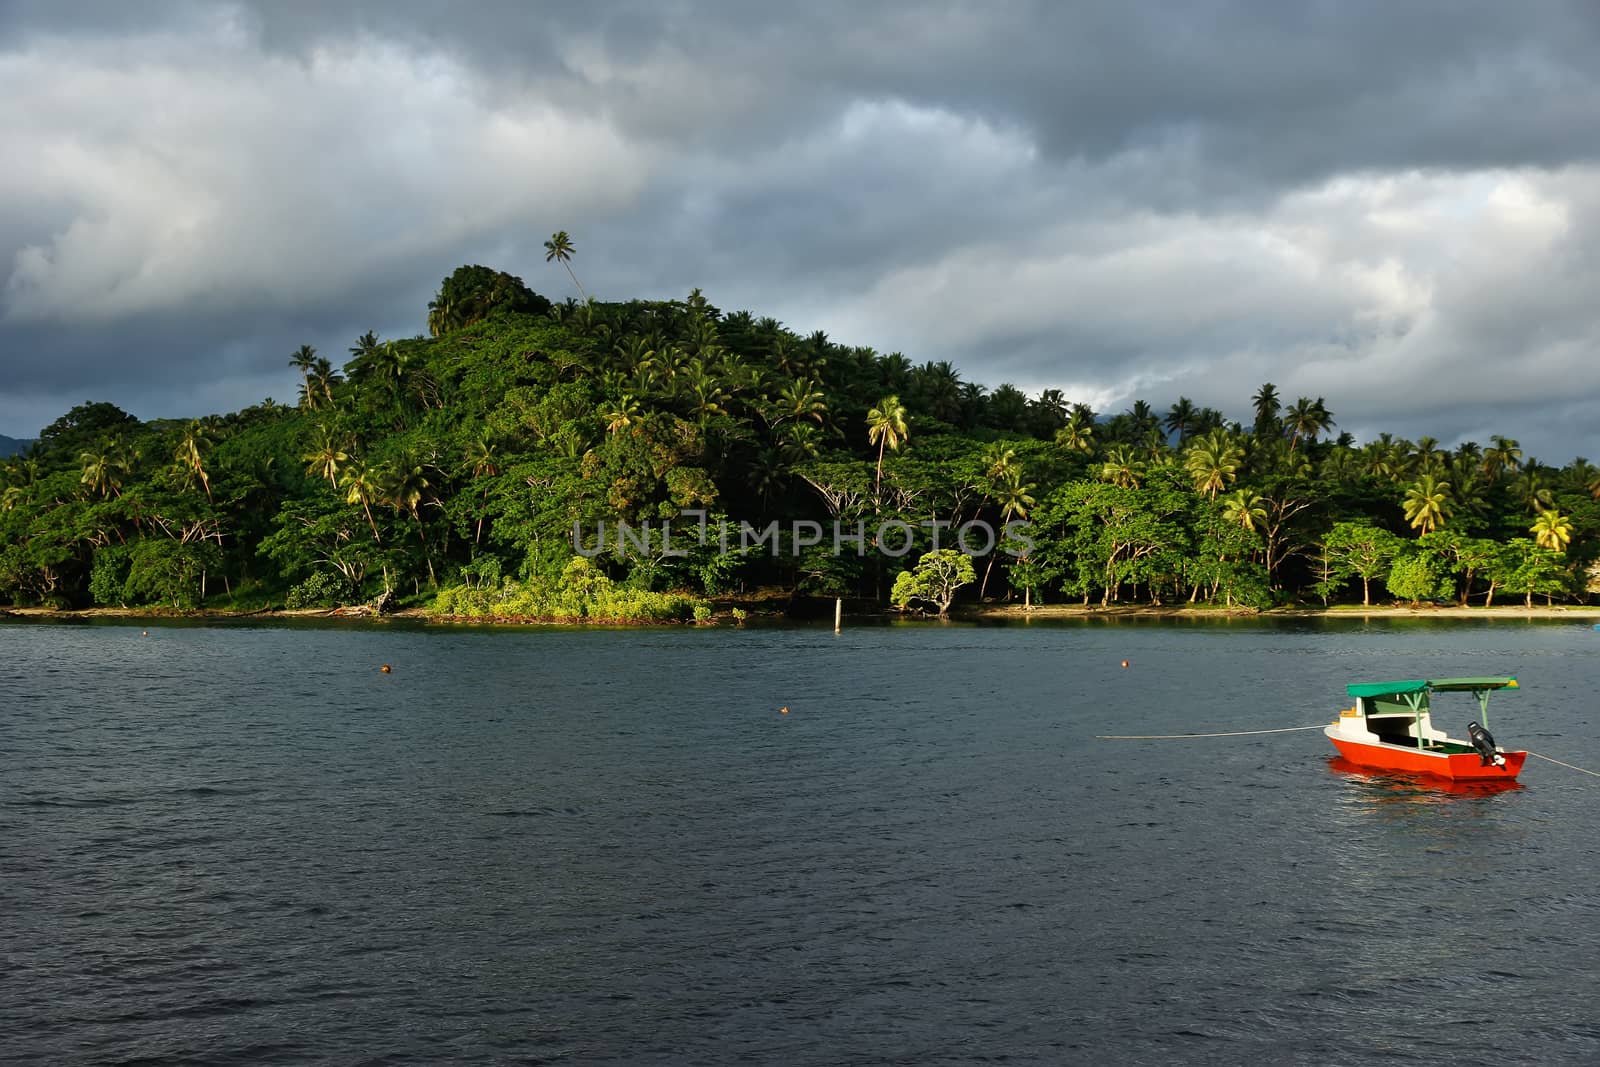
3;1;1599;459
220;0;1600;177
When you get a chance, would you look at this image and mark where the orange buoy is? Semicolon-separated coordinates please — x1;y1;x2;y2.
380;665;392;674
141;630;149;636
779;706;789;714
1121;660;1130;668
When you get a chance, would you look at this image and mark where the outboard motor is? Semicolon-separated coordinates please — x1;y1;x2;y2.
1467;721;1506;767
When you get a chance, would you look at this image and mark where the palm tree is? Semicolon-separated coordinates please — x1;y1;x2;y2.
310;357;343;409
987;384;1029;432
1447;454;1490;526
303;431;349;491
915;361;960;422
1251;383;1281;438
1411;436;1445;477
603;395;643;435
79;450;120;499
174;420;213;502
771;377;827;426
1357;436;1396;482
778;422;822;465
544;231;586;300
1220;488;1267;533
289;344;317;398
957;382;989;429
981;466;1036;599
342;464;383;542
1284;396;1334;451
426;291;456;338
1184;430;1244;499
465;433;499;544
981;443;1019;483
1124;400;1159;439
346;331;381;379
1530;508;1572;552
1510;467;1555;513
1562;457;1598;497
866;395;909;495
614;336;657;374
366;342;414;409
1403;472;1451;534
747;447;787;507
1033;389;1070;433
383;454;435;582
1099;445;1141;489
878;351;913;393
1164;397;1199;444
1483;435;1523;481
1055;409;1095;453
688;374;729;428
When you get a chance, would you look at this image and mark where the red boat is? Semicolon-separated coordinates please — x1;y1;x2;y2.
1324;677;1526;782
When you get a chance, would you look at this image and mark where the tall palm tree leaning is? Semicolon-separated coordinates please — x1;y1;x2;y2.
289;345;317;404
175;421;213;502
342;464;382;543
544;231;587;301
866;395;909;496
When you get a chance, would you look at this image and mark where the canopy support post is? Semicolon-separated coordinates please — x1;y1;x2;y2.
1404;691;1428;749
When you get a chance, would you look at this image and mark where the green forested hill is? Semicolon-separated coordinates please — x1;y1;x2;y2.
2;264;1597;615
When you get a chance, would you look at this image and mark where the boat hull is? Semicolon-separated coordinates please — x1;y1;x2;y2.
1327;734;1526;781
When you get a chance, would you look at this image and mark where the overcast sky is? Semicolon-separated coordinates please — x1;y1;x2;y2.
3;1;1599;461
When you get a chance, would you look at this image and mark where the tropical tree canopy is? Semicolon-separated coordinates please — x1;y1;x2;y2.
3;263;1597;617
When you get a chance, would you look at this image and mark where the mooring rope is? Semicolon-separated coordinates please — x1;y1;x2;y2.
1094;724;1330;740
1091;731;1600;780
1526;751;1600;779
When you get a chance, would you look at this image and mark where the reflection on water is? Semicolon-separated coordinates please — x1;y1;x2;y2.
1326;756;1525;798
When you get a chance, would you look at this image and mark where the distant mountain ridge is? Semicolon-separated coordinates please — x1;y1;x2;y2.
1;434;33;457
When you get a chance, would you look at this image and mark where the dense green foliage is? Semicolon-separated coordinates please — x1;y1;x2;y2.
4;263;1599;615
891;550;977;617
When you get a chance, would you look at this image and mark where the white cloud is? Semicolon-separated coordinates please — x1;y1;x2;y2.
805;165;1600;453
0;21;650;323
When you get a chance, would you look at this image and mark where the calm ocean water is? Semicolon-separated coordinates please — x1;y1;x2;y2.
3;616;1599;1065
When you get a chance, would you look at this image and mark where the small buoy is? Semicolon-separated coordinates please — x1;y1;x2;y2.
380;665;392;674
141;630;149;637
779;706;789;714
1121;660;1130;669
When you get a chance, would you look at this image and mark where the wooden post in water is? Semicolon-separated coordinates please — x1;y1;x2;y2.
834;597;842;633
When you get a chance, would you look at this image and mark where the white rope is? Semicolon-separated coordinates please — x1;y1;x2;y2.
1095;724;1330;740
1526;751;1600;779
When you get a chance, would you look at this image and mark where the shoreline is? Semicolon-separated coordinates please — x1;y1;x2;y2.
966;602;1600;620
6;602;1600;624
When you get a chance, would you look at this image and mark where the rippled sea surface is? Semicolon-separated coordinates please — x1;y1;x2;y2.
3;616;1599;1065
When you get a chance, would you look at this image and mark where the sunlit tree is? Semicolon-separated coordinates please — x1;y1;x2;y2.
544;231;586;300
1402;472;1451;534
866;394;909;495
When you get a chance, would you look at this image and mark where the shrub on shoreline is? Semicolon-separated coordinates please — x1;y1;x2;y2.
431;557;706;623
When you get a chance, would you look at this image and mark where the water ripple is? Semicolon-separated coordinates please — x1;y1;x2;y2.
2;618;1598;1064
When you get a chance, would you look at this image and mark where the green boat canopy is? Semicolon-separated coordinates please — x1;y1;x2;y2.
1346;677;1518;699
